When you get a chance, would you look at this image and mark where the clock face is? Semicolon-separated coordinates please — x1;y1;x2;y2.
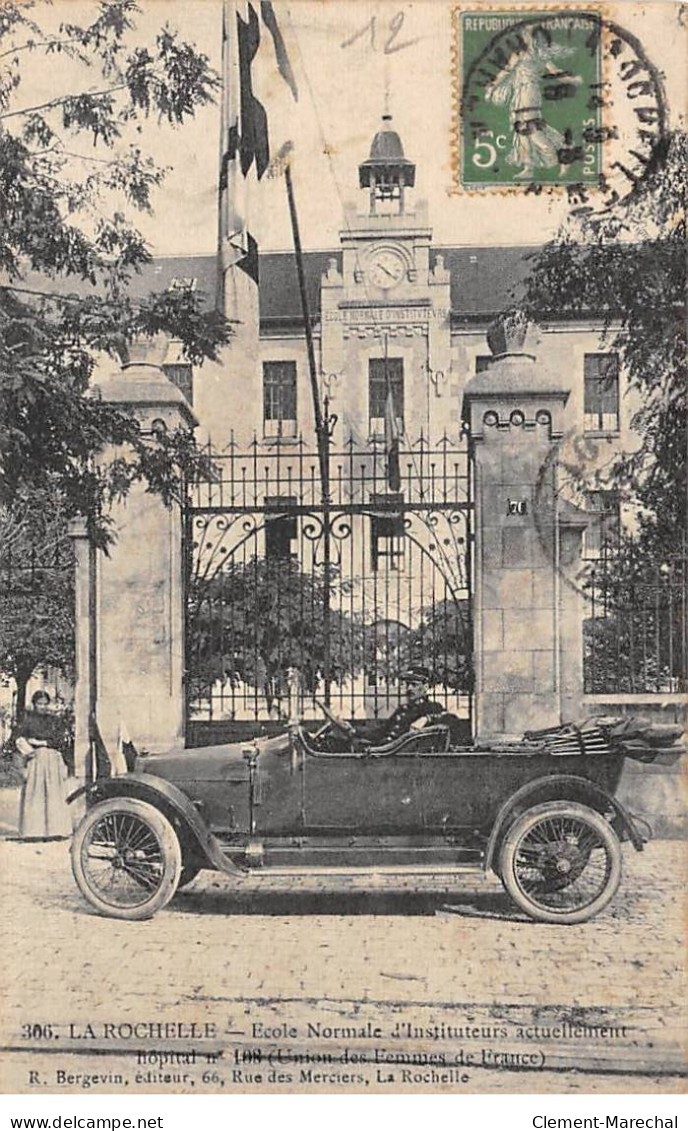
368;249;405;289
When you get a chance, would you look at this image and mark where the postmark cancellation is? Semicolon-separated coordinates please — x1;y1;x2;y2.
451;4;667;198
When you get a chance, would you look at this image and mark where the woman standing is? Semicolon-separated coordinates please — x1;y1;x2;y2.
14;690;72;840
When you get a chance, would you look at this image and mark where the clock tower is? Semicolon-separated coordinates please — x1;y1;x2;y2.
320;113;452;439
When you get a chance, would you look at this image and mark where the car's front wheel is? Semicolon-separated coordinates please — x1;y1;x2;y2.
71;797;182;920
499;801;622;924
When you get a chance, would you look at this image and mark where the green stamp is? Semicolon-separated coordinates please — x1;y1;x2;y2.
457;8;603;188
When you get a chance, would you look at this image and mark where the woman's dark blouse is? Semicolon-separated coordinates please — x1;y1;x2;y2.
16;709;63;747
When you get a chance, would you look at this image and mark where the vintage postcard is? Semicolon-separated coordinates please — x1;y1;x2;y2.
0;0;686;1098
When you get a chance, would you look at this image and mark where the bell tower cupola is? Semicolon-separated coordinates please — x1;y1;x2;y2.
358;114;416;216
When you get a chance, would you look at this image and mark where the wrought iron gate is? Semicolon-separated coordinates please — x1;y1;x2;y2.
184;432;472;739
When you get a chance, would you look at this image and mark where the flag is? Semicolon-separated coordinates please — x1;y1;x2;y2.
88;715;137;779
89;714;111;781
383;334;401;492
114;719;137;776
219;1;298;288
384;381;401;492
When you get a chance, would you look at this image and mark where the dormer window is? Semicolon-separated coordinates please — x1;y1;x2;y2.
169;276;198;292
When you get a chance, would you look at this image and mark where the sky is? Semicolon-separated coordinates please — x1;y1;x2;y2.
12;1;688;257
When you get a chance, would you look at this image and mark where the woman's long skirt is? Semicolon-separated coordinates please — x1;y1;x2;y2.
18;746;72;839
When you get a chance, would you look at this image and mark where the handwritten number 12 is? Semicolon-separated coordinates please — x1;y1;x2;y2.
341;11;418;55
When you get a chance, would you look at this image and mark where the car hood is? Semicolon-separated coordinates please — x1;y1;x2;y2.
135;731;292;783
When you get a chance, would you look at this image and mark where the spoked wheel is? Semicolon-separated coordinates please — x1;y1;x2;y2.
499;801;622;924
71;798;182;920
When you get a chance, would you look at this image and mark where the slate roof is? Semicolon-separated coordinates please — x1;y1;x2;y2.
258;250;334;326
369;118;407;162
7;255;219;305
125;255;218;301
260;245;539;323
9;245;539;326
438;246;538;318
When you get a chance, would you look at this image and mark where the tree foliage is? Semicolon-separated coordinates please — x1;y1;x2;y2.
582;542;686;695
0;0;231;534
522;131;686;556
408;598;473;692
188;556;474;717
0;487;75;717
188;557;366;713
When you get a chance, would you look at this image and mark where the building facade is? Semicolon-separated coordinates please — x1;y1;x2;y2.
130;115;650;735
144;114;635;562
152;119;631;465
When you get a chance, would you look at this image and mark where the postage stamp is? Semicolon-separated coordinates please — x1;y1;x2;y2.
456;8;604;188
451;5;667;197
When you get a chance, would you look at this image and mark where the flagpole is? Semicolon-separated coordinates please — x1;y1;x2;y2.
284;165;329;499
284;162;332;704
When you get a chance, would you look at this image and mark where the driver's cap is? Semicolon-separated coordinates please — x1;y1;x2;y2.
400;666;431;684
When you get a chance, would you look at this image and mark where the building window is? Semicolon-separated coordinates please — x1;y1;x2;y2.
584;353;620;433
263;361;297;439
163;362;193;405
370;494;405;573
265;496;297;560
584;490;621;558
369;358;403;437
475;355;491;373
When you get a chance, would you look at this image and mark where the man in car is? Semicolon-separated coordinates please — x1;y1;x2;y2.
367;667;444;745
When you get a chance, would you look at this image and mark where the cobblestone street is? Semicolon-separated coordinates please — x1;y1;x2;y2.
1;794;685;1095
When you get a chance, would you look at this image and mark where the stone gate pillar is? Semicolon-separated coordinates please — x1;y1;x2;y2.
90;341;197;755
463;314;587;742
67;517;95;792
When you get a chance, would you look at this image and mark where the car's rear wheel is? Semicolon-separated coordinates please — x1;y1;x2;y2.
71;797;182;920
499;801;622;924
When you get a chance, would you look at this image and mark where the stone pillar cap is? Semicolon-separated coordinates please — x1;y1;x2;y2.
94;363;198;427
463;356;570;401
462;312;570;419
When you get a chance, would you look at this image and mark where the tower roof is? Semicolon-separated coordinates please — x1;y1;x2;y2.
359;114;416;188
370;114;406;160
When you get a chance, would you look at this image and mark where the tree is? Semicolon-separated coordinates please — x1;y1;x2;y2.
0;0;231;537
408;598;473;693
522;131;686;558
188;556;365;715
0;487;75;718
522;134;687;693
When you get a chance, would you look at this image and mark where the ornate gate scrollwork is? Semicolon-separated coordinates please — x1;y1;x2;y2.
185;433;472;731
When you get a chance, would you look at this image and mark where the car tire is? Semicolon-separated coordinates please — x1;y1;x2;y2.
499;800;622;925
71;797;182;920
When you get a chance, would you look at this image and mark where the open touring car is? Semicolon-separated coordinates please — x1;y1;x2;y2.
69;708;683;924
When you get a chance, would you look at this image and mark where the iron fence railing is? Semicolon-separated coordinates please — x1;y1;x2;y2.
583;547;687;695
185;433;473;728
190;431;470;512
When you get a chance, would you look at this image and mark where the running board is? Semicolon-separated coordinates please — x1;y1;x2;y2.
240;863;486;877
